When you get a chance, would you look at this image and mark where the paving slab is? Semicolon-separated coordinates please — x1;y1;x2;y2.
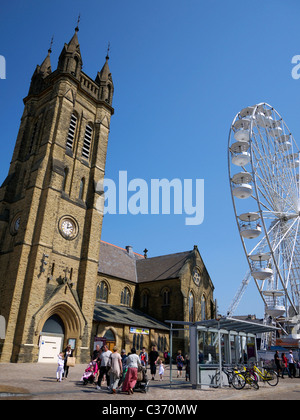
0;362;299;401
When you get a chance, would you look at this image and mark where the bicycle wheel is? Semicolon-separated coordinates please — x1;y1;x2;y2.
245;372;259;390
231;372;246;390
210;371;220;388
265;369;279;386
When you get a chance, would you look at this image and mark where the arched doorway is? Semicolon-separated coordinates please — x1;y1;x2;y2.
38;315;65;363
104;329;116;351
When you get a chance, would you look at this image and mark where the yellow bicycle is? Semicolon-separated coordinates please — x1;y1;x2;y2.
250;364;279;386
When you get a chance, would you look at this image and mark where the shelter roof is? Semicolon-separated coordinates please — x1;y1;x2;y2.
166;317;279;335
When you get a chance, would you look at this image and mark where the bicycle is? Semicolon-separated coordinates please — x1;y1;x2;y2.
239;365;259;390
250;364;279;386
210;366;254;390
210;366;237;388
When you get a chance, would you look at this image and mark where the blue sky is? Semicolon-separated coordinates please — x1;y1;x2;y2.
1;0;300;318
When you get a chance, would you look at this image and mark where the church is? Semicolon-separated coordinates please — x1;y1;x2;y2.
0;26;215;363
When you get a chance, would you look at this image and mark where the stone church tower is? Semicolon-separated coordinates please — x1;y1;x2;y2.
0;26;114;362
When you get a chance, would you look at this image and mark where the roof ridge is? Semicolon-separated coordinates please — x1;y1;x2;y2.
100;240;144;257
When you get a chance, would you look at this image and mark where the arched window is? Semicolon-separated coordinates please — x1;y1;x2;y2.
121;287;131;306
162;288;170;305
107;84;112;104
73;56;79;76
96;281;108;302
189;291;195;322
141;290;149;310
66;113;77;150
28;122;38;154
104;329;115;341
82;124;93;159
201;295;206;320
62;168;69;192
104;329;116;351
79;177;85;200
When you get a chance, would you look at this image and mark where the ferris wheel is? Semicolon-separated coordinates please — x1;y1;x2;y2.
228;102;300;321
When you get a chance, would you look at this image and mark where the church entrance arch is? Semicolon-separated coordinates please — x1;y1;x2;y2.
37;303;82;363
38;315;65;363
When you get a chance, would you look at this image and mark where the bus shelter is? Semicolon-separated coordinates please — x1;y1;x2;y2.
167;317;279;388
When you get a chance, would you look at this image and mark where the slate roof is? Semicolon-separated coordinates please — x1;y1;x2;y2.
98;240;193;283
94;302;169;331
98;241;143;282
136;251;192;283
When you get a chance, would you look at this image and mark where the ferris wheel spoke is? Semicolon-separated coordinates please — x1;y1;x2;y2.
253;151;296;213
251;125;299;212
251;142;279;201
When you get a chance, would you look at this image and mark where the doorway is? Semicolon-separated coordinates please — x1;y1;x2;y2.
104;329;116;351
38;314;65;363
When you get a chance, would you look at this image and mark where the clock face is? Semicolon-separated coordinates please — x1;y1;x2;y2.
61;219;74;236
59;217;78;240
193;268;201;286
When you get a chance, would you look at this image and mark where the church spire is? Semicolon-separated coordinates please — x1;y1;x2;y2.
39;37;53;76
57;21;83;78
28;38;53;95
95;43;114;106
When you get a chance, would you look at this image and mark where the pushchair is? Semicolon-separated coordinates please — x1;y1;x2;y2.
134;366;149;393
81;361;98;385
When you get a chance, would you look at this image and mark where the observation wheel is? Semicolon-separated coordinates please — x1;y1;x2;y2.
228;103;300;321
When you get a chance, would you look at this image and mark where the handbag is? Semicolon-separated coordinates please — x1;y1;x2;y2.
66;356;76;367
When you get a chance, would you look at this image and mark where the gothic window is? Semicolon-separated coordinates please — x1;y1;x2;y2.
66;113;77;150
189;291;195;322
141;290;149;310
162;288;170;305
28;122;38;154
201;295;206;320
107;84;112;104
73;56;79;76
96;281;108;302
121;287;130;306
79;178;85;200
82;124;93;159
133;334;143;350
62;168;69;192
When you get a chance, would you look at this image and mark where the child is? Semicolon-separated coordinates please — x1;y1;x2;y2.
158;359;164;381
56;352;64;382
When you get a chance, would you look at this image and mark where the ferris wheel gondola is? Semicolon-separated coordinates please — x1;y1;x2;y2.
228;102;300;321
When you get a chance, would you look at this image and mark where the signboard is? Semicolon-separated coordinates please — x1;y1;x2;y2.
129;327;149;335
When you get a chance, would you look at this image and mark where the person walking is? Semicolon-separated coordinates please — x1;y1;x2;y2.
97;345;112;390
281;353;291;378
176;350;184;378
139;347;148;367
122;348;141;395
274;350;282;376
287;350;296;378
92;344;102;383
158;359;164;381
56;352;64;382
149;345;159;380
62;344;74;379
109;346;123;394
